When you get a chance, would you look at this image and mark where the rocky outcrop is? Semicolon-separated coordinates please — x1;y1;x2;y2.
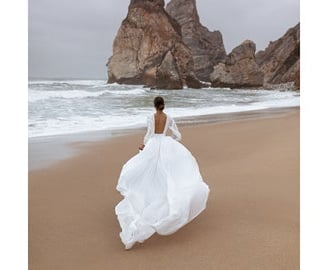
107;0;201;89
166;0;226;81
256;23;300;89
210;40;263;88
210;23;300;89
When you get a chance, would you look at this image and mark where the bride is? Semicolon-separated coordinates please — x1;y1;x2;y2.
115;96;210;249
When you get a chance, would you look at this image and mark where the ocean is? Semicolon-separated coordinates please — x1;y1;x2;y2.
28;79;300;138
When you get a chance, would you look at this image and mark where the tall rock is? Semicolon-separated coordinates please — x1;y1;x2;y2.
107;0;201;89
256;23;300;89
166;0;226;81
210;40;264;88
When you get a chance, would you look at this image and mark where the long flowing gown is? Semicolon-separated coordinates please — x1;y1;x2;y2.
115;113;210;249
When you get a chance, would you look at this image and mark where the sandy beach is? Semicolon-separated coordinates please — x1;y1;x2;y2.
29;108;299;270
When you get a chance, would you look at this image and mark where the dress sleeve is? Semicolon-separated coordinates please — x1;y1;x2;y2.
143;116;153;145
169;117;182;141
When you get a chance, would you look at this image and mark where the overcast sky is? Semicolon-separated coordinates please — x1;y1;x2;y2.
28;0;300;79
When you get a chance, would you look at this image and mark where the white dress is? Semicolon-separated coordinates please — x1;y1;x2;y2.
115;113;210;249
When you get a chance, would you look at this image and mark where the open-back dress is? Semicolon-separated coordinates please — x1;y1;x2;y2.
115;114;210;249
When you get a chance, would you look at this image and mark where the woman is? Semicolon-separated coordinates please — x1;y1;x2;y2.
115;96;210;249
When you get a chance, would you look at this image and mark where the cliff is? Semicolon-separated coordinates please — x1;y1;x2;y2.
256;23;300;89
166;0;226;81
106;0;201;89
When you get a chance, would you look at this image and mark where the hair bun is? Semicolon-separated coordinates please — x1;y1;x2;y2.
154;96;165;111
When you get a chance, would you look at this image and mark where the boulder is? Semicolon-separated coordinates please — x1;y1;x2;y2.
210;40;263;88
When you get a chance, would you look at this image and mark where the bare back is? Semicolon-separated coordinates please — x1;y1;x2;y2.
154;112;167;134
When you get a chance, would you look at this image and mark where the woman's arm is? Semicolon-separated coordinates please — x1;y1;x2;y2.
169;117;182;141
140;116;152;150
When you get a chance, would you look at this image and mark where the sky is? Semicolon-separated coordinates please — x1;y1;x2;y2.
28;0;300;79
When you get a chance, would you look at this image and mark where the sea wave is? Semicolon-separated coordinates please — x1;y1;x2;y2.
28;101;299;138
28;79;107;86
107;88;148;95
28;80;300;138
28;87;149;102
28;89;112;102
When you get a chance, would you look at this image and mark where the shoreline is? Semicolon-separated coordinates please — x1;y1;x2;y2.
29;108;300;269
29;106;299;171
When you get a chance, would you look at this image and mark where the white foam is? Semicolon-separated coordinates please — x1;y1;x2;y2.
166;97;299;118
28;114;148;138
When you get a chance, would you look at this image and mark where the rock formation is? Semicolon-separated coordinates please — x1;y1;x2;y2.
256;23;300;89
106;0;201;89
166;0;226;82
210;40;264;88
107;0;300;90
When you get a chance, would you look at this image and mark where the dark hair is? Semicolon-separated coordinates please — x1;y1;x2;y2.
154;96;165;111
